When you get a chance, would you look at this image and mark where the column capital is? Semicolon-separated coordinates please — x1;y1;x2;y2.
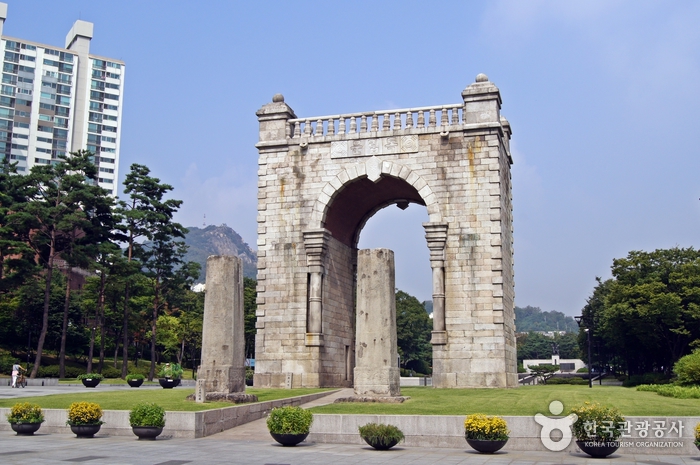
423;222;448;264
303;229;332;268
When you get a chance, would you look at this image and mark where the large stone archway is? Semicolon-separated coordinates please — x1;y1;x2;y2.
254;75;517;388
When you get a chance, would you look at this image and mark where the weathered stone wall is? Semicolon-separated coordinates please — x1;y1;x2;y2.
255;75;516;388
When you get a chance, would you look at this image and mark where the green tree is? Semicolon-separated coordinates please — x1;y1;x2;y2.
396;290;432;373
116;164;189;378
530;364;558;384
583;247;700;376
516;332;553;361
243;277;257;360
12;151;113;378
0;158;36;295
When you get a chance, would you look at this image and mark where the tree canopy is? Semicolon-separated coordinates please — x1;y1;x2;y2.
580;247;700;375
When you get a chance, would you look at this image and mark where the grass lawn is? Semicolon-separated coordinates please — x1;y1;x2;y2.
310;385;700;417
0;388;333;412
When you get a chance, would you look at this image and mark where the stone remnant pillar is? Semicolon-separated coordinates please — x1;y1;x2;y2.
196;255;256;403
354;249;400;397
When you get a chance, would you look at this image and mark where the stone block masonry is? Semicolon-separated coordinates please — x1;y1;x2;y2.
354;249;400;397
254;74;516;389
197;255;252;401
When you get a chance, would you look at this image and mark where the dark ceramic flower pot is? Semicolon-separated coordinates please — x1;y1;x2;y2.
576;440;619;458
466;438;508;453
10;422;42;435
81;378;100;388
132;426;163;440
270;432;309;446
127;378;144;388
362;436;400;450
159;378;178;389
70;424;102;438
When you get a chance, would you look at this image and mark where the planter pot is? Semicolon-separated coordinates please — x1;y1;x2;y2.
576;440;620;458
466;438;508;454
132;426;163;440
81;378;101;388
127;379;144;388
70;424;102;438
10;422;42;436
362;436;400;450
270;432;309;446
159;378;179;389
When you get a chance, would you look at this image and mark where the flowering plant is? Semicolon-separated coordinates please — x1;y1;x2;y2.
7;402;44;424
464;414;509;440
694;422;700;447
569;402;625;441
66;401;103;426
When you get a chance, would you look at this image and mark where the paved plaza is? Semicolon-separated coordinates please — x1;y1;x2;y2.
1;384;699;464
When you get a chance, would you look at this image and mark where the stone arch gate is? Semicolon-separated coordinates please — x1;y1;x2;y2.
253;75;517;389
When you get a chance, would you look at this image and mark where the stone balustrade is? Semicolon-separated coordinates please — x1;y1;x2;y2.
287;103;463;140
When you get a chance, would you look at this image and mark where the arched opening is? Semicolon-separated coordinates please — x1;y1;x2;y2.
315;173;436;386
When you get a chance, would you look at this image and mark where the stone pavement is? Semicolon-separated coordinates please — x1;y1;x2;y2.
0;382;164;400
2;384;699;464
1;431;698;465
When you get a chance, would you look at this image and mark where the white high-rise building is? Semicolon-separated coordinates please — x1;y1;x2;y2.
0;3;124;195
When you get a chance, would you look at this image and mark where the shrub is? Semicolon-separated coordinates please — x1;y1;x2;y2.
569;402;625;441
77;373;104;381
245;367;254;381
695;422;700;447
126;373;145;381
0;355;18;375
622;372;669;387
101;366;121;379
464;414;509;441
37;365;83;378
129;402;165;428
266;406;313;434
158;363;183;379
673;350;700;386
576;367;589;373
547;377;589;385
637;384;700;399
67;402;103;425
358;423;405;448
6;402;44;424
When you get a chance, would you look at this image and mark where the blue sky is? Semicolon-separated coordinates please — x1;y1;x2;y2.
6;1;700;315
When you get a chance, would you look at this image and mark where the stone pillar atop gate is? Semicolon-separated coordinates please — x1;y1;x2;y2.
196;255;256;403
354;249;401;397
254;75;516;389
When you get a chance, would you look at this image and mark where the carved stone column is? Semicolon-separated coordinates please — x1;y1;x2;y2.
424;222;448;345
303;229;331;346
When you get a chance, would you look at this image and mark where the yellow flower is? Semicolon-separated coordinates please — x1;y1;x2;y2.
67;402;103;425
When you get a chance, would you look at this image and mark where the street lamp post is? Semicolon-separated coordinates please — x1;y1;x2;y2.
575;315;593;389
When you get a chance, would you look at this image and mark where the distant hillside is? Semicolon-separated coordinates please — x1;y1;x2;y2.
515;306;577;333
183;225;257;281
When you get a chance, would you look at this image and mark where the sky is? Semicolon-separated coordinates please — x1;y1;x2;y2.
5;1;699;316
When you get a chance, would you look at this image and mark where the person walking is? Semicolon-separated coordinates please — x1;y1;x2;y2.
11;363;25;388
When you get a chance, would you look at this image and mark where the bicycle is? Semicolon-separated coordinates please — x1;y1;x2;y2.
15;371;27;388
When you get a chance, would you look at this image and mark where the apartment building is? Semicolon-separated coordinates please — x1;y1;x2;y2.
0;3;124;194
